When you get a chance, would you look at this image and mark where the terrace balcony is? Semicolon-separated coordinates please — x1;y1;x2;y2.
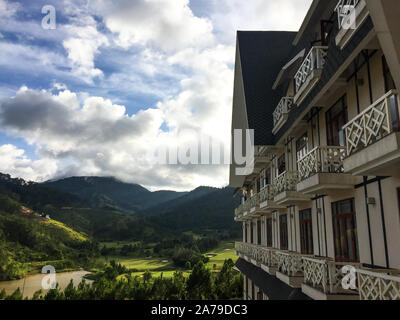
297;146;359;195
259;247;279;276
235;242;261;267
343;90;400;177
276;251;310;288
294;46;328;105
357;268;400;300
248;194;262;218
259;185;284;213
273;171;311;206
335;0;369;49
272;97;294;135
302;257;361;300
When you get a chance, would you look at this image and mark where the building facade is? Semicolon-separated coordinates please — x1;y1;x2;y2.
230;0;400;300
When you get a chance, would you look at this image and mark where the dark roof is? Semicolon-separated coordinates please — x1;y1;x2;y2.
235;258;310;300
237;31;296;146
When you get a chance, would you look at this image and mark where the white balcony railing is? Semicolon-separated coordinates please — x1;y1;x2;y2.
259;185;275;203
249;194;259;211
335;0;361;30
260;247;279;268
235;242;262;262
343;90;400;156
303;257;361;294
273;97;294;128
277;251;304;277
294;46;328;93
357;268;400;300
273;171;299;195
297;146;346;181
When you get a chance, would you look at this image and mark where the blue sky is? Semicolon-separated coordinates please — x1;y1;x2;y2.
0;0;312;190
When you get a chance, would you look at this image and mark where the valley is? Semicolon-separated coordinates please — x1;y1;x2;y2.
0;172;242;300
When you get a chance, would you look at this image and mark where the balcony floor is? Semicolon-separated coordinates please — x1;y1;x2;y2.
301;284;359;301
274;191;311;206
344;132;400;177
297;173;360;195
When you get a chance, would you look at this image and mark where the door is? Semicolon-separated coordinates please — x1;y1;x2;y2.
296;133;309;162
383;56;399;131
332;199;359;262
250;222;254;244
266;218;273;247
398;188;400;216
257;220;262;245
300;209;314;255
279;215;288;250
326;96;348;147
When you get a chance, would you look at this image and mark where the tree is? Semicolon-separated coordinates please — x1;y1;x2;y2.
186;261;214;300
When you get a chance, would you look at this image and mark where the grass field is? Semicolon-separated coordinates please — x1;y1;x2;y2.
109;240;238;279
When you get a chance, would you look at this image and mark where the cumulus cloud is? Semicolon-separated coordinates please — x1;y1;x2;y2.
0;144;57;182
0;0;18;18
0;0;313;190
90;0;215;52
0;86;228;190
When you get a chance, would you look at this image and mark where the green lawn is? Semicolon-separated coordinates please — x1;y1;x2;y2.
110;240;239;279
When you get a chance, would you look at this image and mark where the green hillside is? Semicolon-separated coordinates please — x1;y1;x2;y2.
0;193;95;281
42;176;188;213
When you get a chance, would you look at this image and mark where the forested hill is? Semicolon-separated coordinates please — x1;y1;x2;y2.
41;176;188;213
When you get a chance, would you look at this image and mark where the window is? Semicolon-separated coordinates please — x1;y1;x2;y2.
278;154;286;176
326;96;348;146
296;133;308;161
383;56;400;131
279;215;289;251
383;56;396;92
300;209;314;255
257;220;262;245
260;169;269;189
332;199;359;262
398;188;400;217
266;218;273;247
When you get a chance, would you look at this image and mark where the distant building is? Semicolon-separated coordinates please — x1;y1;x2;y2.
230;0;400;300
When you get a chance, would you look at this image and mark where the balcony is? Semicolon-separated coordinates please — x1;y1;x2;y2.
259;247;279;276
294;46;328;105
248;194;262;217
302;257;361;300
357;268;400;300
335;0;369;49
276;251;307;288
297;146;359;195
235;242;261;267
273;171;311;206
343;90;400;177
259;185;284;213
272;97;294;135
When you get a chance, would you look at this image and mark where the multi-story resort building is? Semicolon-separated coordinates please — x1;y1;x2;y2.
230;0;400;300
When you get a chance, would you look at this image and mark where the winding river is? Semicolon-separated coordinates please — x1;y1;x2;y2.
0;270;92;298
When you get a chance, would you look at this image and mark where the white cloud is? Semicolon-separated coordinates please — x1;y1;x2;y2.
209;0;313;44
90;0;215;52
63;16;110;82
0;0;314;190
0;86;229;190
0;144;57;182
0;0;18;18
